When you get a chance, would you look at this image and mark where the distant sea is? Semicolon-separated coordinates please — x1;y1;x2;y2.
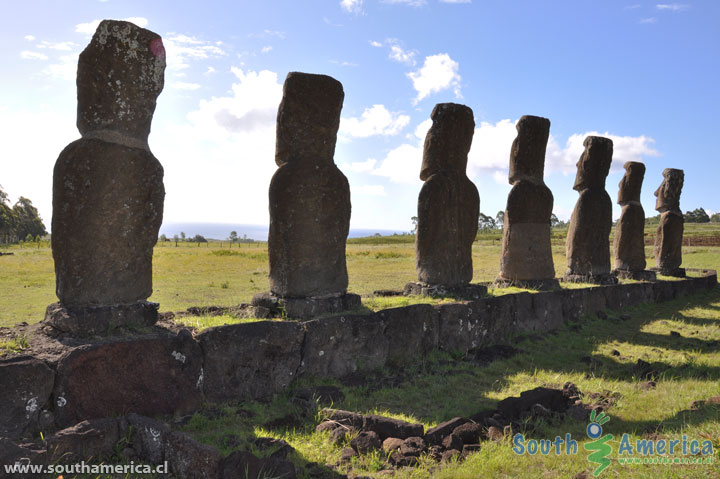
159;222;408;242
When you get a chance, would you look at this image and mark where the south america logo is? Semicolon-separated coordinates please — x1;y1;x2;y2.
584;410;613;476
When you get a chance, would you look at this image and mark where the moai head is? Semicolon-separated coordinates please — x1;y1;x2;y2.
617;161;646;205
573;136;613;191
275;72;344;167
420;103;475;181
508;115;550;184
77;20;166;145
654;168;684;213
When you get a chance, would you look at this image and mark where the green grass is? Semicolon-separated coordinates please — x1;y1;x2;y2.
2;237;720;328
170;289;720;478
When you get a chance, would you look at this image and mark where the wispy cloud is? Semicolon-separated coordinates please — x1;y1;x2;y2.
656;3;690;11
36;41;78;51
24;35;35;41
340;0;363;14
387;39;417;65
439;0;471;3
20;51;48;60
340;104;410;138
382;0;427;6
623;4;641;9
75;17;148;35
261;46;273;53
639;16;658;23
171;82;202;91
369;40;383;48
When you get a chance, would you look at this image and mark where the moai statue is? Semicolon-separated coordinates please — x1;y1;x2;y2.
405;103;485;299
613;162;656;280
45;20;166;336
251;72;360;319
651;168;685;277
564;136;617;284
496;115;557;290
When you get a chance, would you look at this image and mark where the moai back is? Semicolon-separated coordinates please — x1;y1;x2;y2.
268;72;350;298
415;103;479;287
653;168;685;276
52;20;165;307
498;115;556;287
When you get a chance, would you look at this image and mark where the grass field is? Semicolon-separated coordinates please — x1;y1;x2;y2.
1;233;719;477
2;235;720;328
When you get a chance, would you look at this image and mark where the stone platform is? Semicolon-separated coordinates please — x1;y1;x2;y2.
493;278;560;291
403;282;488;300
43;301;158;337
613;269;657;281
251;292;362;320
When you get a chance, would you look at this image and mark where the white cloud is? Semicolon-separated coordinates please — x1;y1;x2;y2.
352;185;387;196
368;119;430;184
36;41;78;51
656;3;690;11
20;51;48;60
261;46;273;53
349;158;377;172
24;35;35;41
407;53;461;104
248;30;286;40
640;17;658;23
43;54;78;81
75;17;148;35
171;82;202;90
387;40;417;65
340;105;410;138
369;40;383;48
340;0;363;14
439;0;471;3
153;67;284;224
382;0;427;6
467;119;518;176
329;60;359;67
164;33;227;71
204;66;216;75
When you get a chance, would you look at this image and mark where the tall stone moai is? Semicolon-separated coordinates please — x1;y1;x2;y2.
496;115;557;290
564;136;617;284
613;162;655;281
45;20;166;336
651;168;685;277
251;72;360;319
405;103;485;299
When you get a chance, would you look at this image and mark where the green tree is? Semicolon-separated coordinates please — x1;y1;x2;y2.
495;211;505;229
12;197;47;240
180;232;186;241
0;185;17;243
190;234;207;243
159;234;167;242
228;231;238;243
410;216;418;235
710;212;720;223
684;207;710;223
478;213;496;232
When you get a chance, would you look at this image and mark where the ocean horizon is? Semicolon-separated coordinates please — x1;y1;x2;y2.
159;222;409;242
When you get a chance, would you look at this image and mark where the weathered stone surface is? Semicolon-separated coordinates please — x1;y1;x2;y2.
442;433;463;451
44;301;158;338
362;415;424;440
424;417;470;446
0;357;55;439
451;422;484;444
383;437;404;452
52;19;165;319
323;409;365;429
614;162;648;273
565;136;614;283
652;168;685;276
377;304;439;366
198;321;304;402
399;436;426;457
499;115;556;284
496;387;571;420
350;431;381;454
299;313;388;378
268;72;350;298
416;103;479;287
403;282;487;299
251;292;361;320
53;333;202;427
165;430;221;479
77;20;165;146
52;139;165;307
0;438;47;478
46;418;120;463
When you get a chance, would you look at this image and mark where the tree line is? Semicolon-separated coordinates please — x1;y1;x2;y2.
0;185;47;244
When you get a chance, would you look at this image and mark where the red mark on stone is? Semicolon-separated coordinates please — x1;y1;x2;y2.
150;38;165;58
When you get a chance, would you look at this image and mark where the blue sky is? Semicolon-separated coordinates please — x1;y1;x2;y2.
2;0;718;232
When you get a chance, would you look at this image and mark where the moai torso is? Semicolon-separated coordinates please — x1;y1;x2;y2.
499;115;555;282
614;161;647;271
268;72;350;298
565;136;613;279
52;20;165;306
654;168;684;272
416;103;479;286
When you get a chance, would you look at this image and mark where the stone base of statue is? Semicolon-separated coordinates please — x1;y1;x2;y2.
43;301;159;337
613;269;657;281
649;267;686;278
403;282;487;300
562;273;618;285
251;292;362;320
493;278;560;291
